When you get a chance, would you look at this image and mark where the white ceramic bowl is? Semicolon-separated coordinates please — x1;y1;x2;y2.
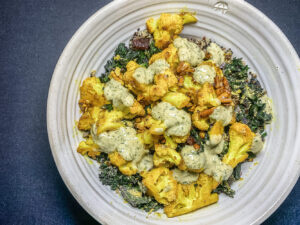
47;0;300;224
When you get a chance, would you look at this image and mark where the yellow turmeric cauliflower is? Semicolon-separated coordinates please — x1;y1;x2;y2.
162;91;190;109
153;144;182;167
149;44;179;69
77;137;100;158
146;12;197;49
164;173;219;217
222;122;255;168
78;77;109;112
142;167;177;205
95;109;124;134
123;61;178;102
108;152;138;176
78;106;101;131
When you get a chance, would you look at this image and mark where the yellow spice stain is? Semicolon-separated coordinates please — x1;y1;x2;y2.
72;122;79;138
84;155;93;165
154;212;162;218
254;162;259;166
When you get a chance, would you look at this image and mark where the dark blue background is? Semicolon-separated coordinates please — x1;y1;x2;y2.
0;0;299;224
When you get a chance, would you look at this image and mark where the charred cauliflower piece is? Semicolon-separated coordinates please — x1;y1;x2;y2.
147;13;197;49
153;144;182;167
95;109;124;134
78;77;109;112
142;167;177;205
164;173;219;217
222;122;255;168
77;137;100;158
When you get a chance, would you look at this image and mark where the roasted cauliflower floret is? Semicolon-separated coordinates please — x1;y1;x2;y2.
137;130;159;148
78;106;101;131
78;111;94;131
162;92;190;109
208;121;224;146
78;77;109;112
153;144;182;167
77;137;100;158
192;110;210;131
95;109;124;134
146;13;197;49
108;152;138;176
164;173;219;217
164;134;178;149
222;122;255;168
149;44;179;69
135;115;166;135
108;151;127;167
197;82;221;110
129;101;145;116
142;167;177;205
123;61;178;102
119;162;138;176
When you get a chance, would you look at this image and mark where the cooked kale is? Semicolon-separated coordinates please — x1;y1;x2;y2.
96;154;163;212
233;163;242;180
224;58;272;133
190;127;201;145
213;180;235;198
99;41;160;83
224;57;249;91
189;127;209;152
102;104;113;111
247;151;257;161
219;140;229;159
120;186;163;212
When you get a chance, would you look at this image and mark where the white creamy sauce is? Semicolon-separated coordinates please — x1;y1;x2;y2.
181;145;206;170
207;42;225;66
104;79;134;108
261;94;273;115
173;37;205;67
250;133;264;154
92;126;147;163
206;137;225;154
172;168;199;184
193;64;216;84
209;106;233;126
137;154;154;172
133;59;170;84
209;134;223;147
203;149;232;182
151;102;191;136
181;142;232;182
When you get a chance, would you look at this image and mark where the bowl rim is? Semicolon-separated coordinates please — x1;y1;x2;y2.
47;0;300;224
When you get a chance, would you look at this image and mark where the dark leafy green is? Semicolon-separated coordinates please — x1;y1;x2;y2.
120;186;163;212
99;41;160;83
213;181;235;198
233;163;242;180
96;154;162;212
102;104;113;111
224;58;272;133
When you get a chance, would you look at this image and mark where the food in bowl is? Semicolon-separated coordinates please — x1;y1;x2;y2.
76;11;272;217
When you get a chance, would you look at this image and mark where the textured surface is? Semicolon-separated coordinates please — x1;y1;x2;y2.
0;0;299;225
